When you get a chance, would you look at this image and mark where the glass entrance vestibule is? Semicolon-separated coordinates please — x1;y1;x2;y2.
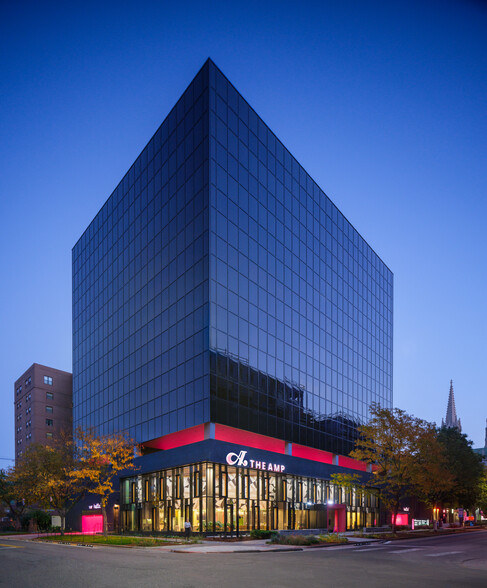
120;461;379;533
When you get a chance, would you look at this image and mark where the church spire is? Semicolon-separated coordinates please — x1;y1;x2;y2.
442;380;461;432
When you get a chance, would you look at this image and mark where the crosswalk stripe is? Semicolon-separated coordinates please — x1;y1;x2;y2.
389;548;421;554
425;551;462;557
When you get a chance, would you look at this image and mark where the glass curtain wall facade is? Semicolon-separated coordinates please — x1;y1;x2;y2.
73;58;392;457
121;463;379;533
208;65;393;455
73;65;211;442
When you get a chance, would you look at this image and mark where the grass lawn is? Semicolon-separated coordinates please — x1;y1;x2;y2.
35;534;188;547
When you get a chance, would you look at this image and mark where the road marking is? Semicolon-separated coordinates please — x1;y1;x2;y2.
353;547;386;552
389;548;421;554
0;544;22;549
425;551;462;557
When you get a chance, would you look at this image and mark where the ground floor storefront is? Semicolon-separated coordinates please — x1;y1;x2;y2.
120;461;379;534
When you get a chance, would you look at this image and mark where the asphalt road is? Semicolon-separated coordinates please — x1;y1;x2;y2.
1;531;486;587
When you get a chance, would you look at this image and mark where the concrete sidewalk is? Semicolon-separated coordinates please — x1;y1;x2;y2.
169;540;301;553
166;536;380;553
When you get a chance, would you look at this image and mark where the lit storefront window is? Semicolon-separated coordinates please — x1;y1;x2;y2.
120;461;379;534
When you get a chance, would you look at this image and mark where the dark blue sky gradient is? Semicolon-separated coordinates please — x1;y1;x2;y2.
1;0;486;460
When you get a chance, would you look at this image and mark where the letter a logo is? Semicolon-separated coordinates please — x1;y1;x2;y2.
226;450;248;466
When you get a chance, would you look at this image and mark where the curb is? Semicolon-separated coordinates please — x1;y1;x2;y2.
170;547;303;554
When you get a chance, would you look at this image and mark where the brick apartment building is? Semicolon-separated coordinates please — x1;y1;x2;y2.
14;363;72;463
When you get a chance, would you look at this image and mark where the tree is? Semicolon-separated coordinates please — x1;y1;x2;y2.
437;426;483;510
350;404;452;533
330;472;375;500
477;468;487;517
0;468;27;528
11;432;82;533
73;428;138;534
330;472;364;492
408;425;455;522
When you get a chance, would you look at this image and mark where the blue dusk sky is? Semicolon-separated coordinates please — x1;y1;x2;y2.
1;0;486;463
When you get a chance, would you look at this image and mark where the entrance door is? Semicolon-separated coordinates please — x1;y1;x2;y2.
327;505;346;532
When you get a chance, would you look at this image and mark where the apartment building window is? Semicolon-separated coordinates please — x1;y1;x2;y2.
25;377;31;386
44;376;53;385
46;406;53;414
46;432;53;439
46;419;53;426
46;392;53;400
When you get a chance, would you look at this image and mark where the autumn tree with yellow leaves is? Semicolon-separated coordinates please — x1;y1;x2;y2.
73;428;139;534
9;431;81;533
350;405;453;533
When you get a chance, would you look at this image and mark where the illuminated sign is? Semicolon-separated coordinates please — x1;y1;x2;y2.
392;513;408;525
412;519;429;526
226;450;285;472
88;503;101;510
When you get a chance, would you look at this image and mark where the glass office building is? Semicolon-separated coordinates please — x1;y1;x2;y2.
73;59;392;532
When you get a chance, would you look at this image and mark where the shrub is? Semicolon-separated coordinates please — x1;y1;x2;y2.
30;510;52;531
270;534;320;546
20;510;52;532
250;530;278;539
